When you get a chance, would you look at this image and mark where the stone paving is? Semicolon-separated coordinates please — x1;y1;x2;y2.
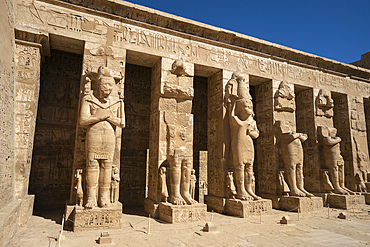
8;205;370;247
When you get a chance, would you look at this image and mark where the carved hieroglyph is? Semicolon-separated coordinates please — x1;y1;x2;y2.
276;121;313;197
225;73;261;200
318;126;354;195
316;89;334;118
79;66;125;208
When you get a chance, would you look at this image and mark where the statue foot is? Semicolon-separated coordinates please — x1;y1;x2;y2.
290;188;306;197
181;192;197;205
99;197;112;208
85;199;97;209
246;190;262;200
299;188;314;197
236;192;252;201
342;187;355;195
334;188;349;195
169;195;186;205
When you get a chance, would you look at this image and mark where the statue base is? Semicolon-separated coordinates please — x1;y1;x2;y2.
204;195;226;213
364;193;370;204
64;202;123;231
327;194;365;209
279;196;323;213
143;198;207;223
224;199;272;218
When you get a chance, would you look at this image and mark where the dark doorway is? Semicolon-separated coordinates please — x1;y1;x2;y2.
29;50;82;210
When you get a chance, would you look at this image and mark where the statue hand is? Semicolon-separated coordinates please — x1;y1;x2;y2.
99;115;110;121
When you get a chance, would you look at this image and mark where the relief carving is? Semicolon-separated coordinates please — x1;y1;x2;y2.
274;81;295;112
276;121;313;197
79;66;125;208
110;165;120;203
316;89;334;118
75;169;83;207
318;126;354;195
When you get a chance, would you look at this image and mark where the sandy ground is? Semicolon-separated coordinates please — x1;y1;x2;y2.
8;205;370;247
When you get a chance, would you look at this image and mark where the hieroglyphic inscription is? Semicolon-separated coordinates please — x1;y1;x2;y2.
17;0;359;95
29;50;82;210
14;42;41;199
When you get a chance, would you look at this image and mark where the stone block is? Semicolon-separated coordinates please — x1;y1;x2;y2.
71;203;123;231
280;216;292;224
203;222;217;232
225;199;272;218
143;198;159;218
364;193;370;205
327;194;365;209
18;194;35;228
279;196;323;213
158;202;207;223
204;195;226;213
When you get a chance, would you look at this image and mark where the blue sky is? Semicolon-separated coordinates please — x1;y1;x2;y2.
125;0;369;64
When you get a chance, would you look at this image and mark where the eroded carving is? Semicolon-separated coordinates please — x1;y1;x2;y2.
190;169;197;200
276;120;313;197
110;165;120;203
75;169;83;207
274;81;295;112
159;165;169;202
316;89;334;118
318;126;354;195
79;66;125;208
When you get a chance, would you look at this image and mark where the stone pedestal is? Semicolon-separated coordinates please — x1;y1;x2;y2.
204;195;226;213
327;194;365;209
225;199;272;218
158;202;207;223
280;196;323;213
65;203;122;231
364;193;370;204
143;198;159;218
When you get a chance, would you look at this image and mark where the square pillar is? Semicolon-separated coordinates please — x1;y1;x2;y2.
14;40;42;227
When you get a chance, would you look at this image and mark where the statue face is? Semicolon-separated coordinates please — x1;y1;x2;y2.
277;121;292;133
328;127;337;137
99;77;114;98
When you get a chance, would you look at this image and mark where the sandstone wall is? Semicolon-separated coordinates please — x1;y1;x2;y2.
0;0;20;246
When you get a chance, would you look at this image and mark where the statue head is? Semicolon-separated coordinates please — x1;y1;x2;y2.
191;169;195;175
97;67;115;99
317;126;330;138
235;98;254;117
159;166;166;175
328;127;338;137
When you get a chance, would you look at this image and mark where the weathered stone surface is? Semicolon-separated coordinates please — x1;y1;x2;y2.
225;199;272;218
158;202;207;223
204;195;227;213
327;194;365;209
280;196;323;213
71;202;123;231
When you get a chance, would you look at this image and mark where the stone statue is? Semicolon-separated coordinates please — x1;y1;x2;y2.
75;169;83;207
318;126;354;195
159;166;169;202
274;81;295;112
278;170;290;196
225;73;251;107
321;170;334;193
190;169;197;200
226;171;237;199
316;89;334;118
110;165;120;203
229;97;261;200
276;120;313;197
355;173;367;193
79;66;125;208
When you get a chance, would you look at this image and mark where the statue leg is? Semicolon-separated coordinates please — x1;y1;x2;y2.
245;165;261;200
99;160;112;207
296;163;314;197
235;162;250;200
329;163;349;195
85;159;99;209
338;163;355;194
180;158;196;205
168;156;186;205
286;161;305;197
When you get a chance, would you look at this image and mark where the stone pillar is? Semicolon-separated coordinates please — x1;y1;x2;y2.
145;58;206;223
14;40;42;227
204;69;231;212
65;42;126;231
347;96;370;191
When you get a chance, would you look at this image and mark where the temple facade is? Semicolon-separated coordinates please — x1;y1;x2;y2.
1;0;369;244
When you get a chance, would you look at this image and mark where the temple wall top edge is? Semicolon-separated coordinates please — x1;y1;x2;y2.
33;0;370;80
